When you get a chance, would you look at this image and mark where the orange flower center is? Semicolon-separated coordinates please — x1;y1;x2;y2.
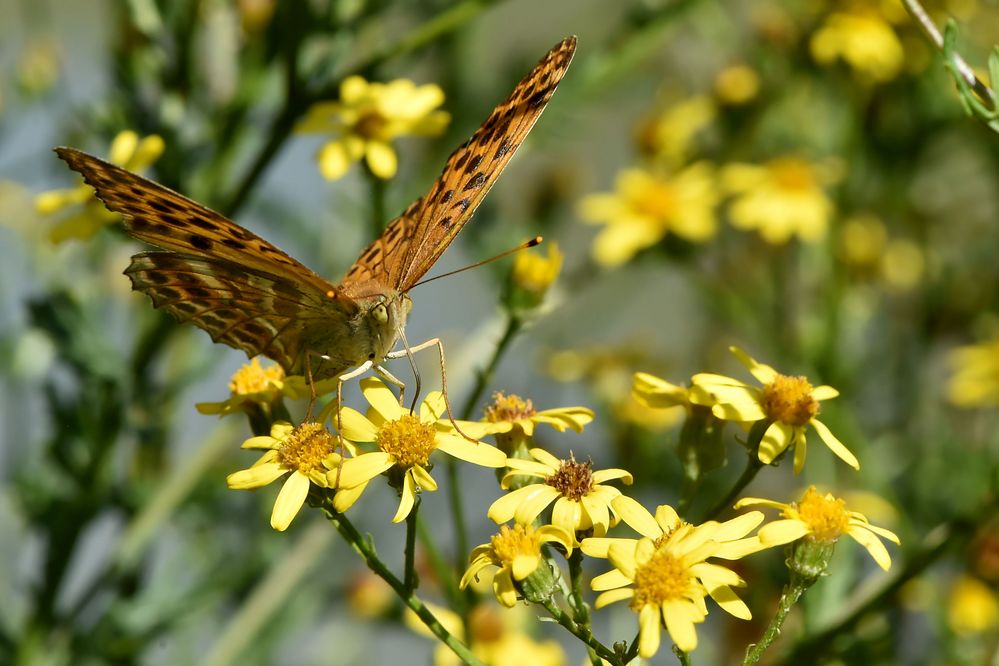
546;455;593;501
229;357;284;395
490;524;542;565
761;374;819;426
277;422;336;473
792;486;850;542
354;110;389;140
376;414;437;468
630;549;690;611
634;178;678;221
769;157;816;192
469;605;505;644
485;392;537;422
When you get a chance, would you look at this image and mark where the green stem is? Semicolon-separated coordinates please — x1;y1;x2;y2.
540;599;620;664
700;453;764;522
415;515;461;605
566;549;599;666
743;583;805;665
459;314;523;420
673;645;693;665
404;496;421;594
319;497;483;666
367;167;387;239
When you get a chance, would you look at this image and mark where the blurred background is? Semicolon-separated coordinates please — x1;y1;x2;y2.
1;0;999;664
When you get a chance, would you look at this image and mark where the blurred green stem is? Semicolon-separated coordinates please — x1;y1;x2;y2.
404;496;421;594
743;583;804;665
540;599;620;663
367;166;387;238
320;497;483;665
701;453;764;522
566;549;600;666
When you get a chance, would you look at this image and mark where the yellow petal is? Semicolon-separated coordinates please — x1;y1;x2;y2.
227;461;286;489
811;385;839;400
511;553;540;581
411;464;438;492
241;435;279;450
336;452;394;487
270;471;310;531
493;567;519;608
611;495;661;538
591;567;633;591
638;604;663;658
365;141;398;179
108;130;139;164
435;435;506;467
392;471;417;523
337;406;378;442
317;141;355;180
594;587;633;609
811;418;860;469
359;377;404;422
729;346;778;384
662;600;698;653
552;497;583;533
758;421;791;464
758;519;810;546
332;480;368;513
847;525;892;570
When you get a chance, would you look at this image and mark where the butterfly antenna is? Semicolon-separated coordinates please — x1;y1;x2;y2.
396;325;422;414
409;236;543;290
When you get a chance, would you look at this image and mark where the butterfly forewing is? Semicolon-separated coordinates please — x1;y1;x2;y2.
343;36;577;291
56;148;359;376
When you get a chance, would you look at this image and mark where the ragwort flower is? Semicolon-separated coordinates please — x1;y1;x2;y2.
196;357;288;416
488;449;632;538
591;528;753;656
691;346;859;473
37;130;165;242
736;486;900;571
947;337;999;408
579;164;719;267
721;155;841;244
333;378;506;522
810;6;904;83
297;76;450;180
467;391;594;445
461;522;573;608
226;421;362;531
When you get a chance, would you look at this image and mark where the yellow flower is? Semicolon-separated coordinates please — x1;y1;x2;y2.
333;378;506;522
948;575;999;636
196;357;288;416
721;156;841;245
297;76;450;180
17;38;60;96
468;391;594;442
579;164;719;267
488;449;632;538
736;486;901;570
37;130;165;242
947;337;999;408
810;7;904;83
713;64;760;106
508;242;563;310
581;498;764;561
461;522;573;608
226;421;360;531
591;530;753;656
636;96;716;166
691;346;859;473
838;213;888;270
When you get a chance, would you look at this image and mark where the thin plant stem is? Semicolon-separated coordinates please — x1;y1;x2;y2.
673;645;692;665
415;515;462;605
404;496;421;594
566;549;599;665
540;598;621;664
701;454;764;522
743;583;805;665
319;496;484;666
367;167;387;238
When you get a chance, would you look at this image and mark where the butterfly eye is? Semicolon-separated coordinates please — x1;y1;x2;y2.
371;302;389;324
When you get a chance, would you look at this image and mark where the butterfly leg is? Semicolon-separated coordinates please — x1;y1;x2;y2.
328;360;373;488
374;364;408;407
385;337;477;443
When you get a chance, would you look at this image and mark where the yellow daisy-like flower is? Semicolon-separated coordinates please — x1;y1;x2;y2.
461;522;573;608
948;575;999;636
297;76;450;180
36;130;165;242
592;530;753;656
636;96;716;166
508;242;563;311
226;421;362;531
196;357;287;416
810;7;904;83
467;391;594;442
488;449;632;538
690;346;859;473
721;156;842;245
582;497;764;561
713;64;760;106
947;337;999;408
333;378;506;522
736;486;900;570
579;163;719;267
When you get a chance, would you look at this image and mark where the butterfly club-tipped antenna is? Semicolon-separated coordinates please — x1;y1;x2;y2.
409;236;543;291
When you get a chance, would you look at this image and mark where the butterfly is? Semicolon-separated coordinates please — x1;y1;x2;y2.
55;36;575;400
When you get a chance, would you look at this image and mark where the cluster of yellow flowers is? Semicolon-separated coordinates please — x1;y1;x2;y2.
210;341;898;660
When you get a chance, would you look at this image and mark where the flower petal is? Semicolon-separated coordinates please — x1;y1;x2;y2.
638;604;663;658
365;141;398;179
594;587;633;609
360;377;404;423
511;553;540;581
758;421;791;464
847;525;892;570
392;471;417;523
270;471;310;531
488;485;557;524
611;495;661;538
493;567;518;608
730;346;778;384
552;497;584;533
338;407;378;442
435;435;506;467
811;418;860;469
336;452;394;487
758;519;810;546
227;461;286;489
411;464;438;492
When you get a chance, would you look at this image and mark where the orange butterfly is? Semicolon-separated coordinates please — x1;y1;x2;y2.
56;36;575;404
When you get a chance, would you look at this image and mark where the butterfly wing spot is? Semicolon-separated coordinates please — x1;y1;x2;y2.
462;173;486;191
438;216;453;229
189;235;213;251
455;198;471;213
440;190;454;204
493;139;512;161
221;238;246;250
465;154;483;173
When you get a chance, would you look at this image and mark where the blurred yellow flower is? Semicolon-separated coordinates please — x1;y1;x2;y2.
691;346;859;473
948;575;999;636
461;522;573;608
488;448;632;539
196;357;287;416
36;131;165;242
737;486;900;570
591;528;753;656
226;421;358;531
636;96;716;165
947;337;999;408
17;38;60;96
470;391;594;439
722;156;841;245
579;164;719;266
334;378;506;522
508;242;563;310
298;76;450;180
881;238;923;290
714;64;760;105
810;7;904;82
839;214;888;269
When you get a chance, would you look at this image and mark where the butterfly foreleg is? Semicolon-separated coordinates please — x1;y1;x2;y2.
373;364;408;407
385;337;476;443
329;360;374;488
